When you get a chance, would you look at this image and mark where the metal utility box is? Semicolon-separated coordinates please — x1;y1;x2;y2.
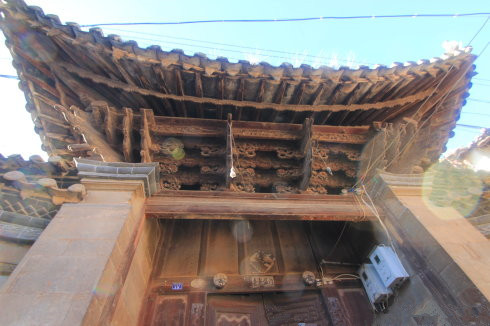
369;245;409;290
359;263;392;307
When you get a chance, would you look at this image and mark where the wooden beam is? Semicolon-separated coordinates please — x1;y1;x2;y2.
53;105;123;162
96;102;118;146
270;80;287;122
217;75;225;119
151;65;176;116
122;107;134;162
174;69;187;117
299;118;313;190
319;111;333;125
145;191;376;221
111;57;138;86
255;79;266;121
22;72;59;99
290;82;306;123
147;116;371;144
140;108;155;163
236;78;245;120
194;72;204;118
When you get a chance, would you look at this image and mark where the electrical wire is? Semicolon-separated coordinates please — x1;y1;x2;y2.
0;74;18;79
102;26;374;66
456;123;488;129
79;12;490;28
460;111;490;117
359;185;398;256
473;82;490;87
468;98;490;104
324;221;349;261
101;31;343;66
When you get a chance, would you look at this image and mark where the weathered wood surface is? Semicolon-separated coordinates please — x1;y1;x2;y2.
0;0;475;180
151;219;364;280
137;218;374;325
146;191;376;220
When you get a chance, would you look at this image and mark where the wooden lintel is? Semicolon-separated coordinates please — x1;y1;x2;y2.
145;191;376;221
147;115;370;144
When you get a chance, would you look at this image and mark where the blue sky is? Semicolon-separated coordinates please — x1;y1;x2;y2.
0;0;489;159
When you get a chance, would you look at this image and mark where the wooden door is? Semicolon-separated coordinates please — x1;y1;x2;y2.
206;291;330;326
262;291;331;326
206;294;268;326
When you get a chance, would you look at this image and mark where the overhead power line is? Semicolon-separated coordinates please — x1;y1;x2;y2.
0;74;18;79
473;82;490;87
80;12;490;27
104;27;374;66
456;123;488;129
461;111;490;117
468;98;490;104
102;29;370;66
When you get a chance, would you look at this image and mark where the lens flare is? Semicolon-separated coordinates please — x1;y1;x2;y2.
161;137;185;161
422;161;483;218
232;220;253;243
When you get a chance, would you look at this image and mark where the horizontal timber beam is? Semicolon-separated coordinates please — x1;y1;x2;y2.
145;191;377;221
149;116;371;144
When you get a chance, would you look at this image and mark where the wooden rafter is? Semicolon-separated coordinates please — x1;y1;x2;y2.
174;69;187;117
194;72;204;118
57;62;434;113
53;105;123;162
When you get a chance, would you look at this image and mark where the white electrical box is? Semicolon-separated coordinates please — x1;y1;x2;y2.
369;245;409;290
359;263;392;306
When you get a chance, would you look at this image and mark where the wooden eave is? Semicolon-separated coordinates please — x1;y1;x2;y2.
0;0;477;192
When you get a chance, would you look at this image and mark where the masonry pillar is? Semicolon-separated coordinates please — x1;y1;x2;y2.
0;159;160;326
367;171;490;325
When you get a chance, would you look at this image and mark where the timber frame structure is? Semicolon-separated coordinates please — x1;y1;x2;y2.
1;1;489;326
0;0;476;194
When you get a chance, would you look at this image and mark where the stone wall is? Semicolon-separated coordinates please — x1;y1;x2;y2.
368;172;490;326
